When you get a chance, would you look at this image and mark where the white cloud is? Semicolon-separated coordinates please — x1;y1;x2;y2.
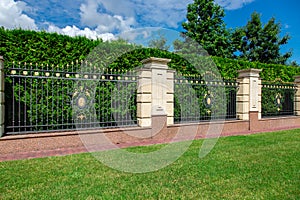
79;0;192;31
119;28;156;42
47;24;116;41
0;0;37;29
284;24;290;29
215;0;255;10
80;0;256;30
0;0;190;39
79;0;135;33
91;0;136;19
0;0;117;42
132;0;193;28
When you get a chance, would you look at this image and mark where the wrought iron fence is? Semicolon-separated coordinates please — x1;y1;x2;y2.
5;62;137;134
174;74;237;123
262;81;297;117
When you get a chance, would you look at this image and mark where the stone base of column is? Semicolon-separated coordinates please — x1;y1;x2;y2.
137;118;151;127
249;111;259;131
151;114;167;137
0;126;4;137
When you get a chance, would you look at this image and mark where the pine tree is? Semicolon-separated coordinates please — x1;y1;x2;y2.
232;12;292;64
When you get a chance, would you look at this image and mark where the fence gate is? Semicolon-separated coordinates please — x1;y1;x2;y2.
5;62;137;135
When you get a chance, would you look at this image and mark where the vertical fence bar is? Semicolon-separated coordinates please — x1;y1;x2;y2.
0;56;5;137
295;76;300;116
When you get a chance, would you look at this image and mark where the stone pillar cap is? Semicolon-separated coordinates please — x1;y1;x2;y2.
141;57;171;65
294;75;300;83
238;68;262;78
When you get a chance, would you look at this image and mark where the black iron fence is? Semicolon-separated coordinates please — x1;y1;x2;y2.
174;74;238;123
261;81;297;117
4;60;299;135
5;62;137;134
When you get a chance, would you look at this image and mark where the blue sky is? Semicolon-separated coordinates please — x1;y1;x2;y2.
0;0;299;63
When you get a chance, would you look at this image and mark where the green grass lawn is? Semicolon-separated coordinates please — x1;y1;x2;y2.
1;129;299;199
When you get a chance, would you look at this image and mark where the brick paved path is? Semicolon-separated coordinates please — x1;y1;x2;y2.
1;127;299;162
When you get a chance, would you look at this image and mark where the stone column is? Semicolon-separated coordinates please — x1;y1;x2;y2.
0;56;4;137
137;57;174;127
237;69;262;121
294;76;300;116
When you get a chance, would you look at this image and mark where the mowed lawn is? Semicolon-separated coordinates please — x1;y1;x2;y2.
0;129;299;199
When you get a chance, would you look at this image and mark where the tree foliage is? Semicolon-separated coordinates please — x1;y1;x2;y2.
232;12;292;64
179;2;293;64
179;0;233;57
148;33;170;51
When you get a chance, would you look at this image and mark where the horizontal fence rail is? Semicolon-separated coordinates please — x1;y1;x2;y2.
174;74;238;124
5;62;137;134
261;81;297;117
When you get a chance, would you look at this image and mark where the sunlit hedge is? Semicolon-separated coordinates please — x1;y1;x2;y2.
1;28;299;81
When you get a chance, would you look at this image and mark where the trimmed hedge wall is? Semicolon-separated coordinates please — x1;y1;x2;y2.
0;27;100;67
212;56;300;82
1;28;299;81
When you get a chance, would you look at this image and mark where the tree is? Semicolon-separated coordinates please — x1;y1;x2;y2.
148;33;170;51
178;0;233;57
290;61;299;66
232;12;292;64
286;60;299;67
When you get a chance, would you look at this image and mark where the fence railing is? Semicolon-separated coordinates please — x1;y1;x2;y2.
174;74;237;123
261;81;297;117
5;62;137;134
1;56;299;137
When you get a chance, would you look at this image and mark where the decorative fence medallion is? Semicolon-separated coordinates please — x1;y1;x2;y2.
72;82;94;124
204;92;214;109
76;95;87;109
73;84;92;109
275;93;282;111
204;93;213;114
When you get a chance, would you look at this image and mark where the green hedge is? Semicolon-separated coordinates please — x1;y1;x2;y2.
1;28;299;81
212;56;300;82
0;27;100;67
